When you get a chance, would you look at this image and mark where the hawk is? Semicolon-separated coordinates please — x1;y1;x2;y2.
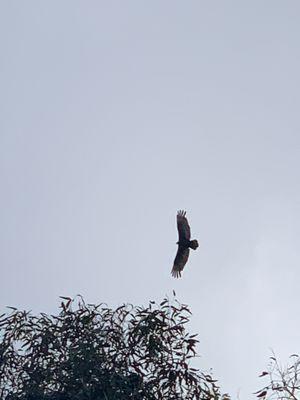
171;210;199;278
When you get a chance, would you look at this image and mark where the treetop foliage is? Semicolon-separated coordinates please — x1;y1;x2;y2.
256;353;300;400
0;295;221;400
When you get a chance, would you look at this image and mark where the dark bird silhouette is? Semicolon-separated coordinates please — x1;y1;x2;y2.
171;210;199;278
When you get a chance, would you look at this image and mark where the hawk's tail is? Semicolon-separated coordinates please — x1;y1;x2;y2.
189;240;199;250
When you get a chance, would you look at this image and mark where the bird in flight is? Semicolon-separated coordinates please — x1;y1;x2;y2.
171;210;199;278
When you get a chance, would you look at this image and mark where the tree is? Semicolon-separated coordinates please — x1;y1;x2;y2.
256;353;300;399
0;295;221;400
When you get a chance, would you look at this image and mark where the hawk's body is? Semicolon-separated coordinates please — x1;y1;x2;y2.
171;210;199;278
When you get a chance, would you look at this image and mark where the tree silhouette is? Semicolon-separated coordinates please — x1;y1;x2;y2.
256;353;300;400
0;295;220;400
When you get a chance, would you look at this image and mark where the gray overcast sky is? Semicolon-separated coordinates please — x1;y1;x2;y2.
1;1;300;397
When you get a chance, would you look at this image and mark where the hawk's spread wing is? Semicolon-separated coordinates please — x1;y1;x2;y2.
177;210;191;241
171;246;190;278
